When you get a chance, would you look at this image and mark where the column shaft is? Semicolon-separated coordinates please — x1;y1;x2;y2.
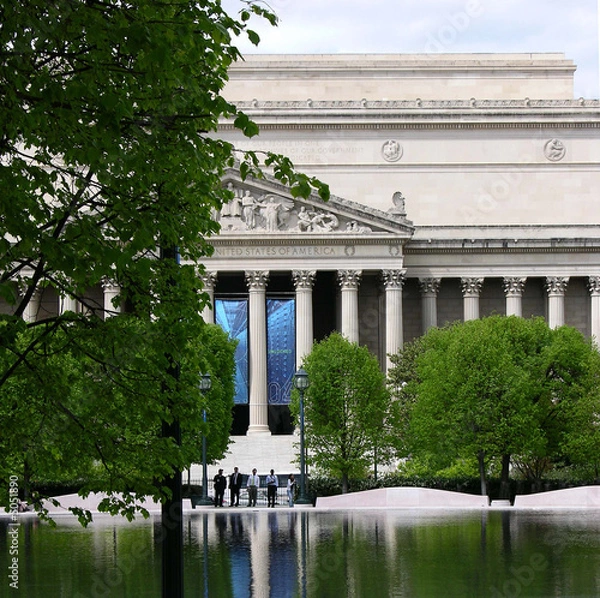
293;270;316;367
246;271;270;435
589;277;600;348
60;294;78;315
20;284;42;323
199;271;217;324
546;277;569;329
101;278;121;318
337;270;362;343
461;277;484;321
419;278;440;333
503;277;526;317
383;270;405;373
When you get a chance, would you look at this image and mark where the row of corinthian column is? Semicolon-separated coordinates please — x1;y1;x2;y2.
200;269;403;435
200;271;600;436
20;278;122;322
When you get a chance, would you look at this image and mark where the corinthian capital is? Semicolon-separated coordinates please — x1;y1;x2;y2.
337;270;362;290
545;276;569;295
382;269;406;290
503;277;527;297
588;276;600;296
461;277;484;297
292;270;316;290
419;277;441;296
198;270;218;291
245;270;270;290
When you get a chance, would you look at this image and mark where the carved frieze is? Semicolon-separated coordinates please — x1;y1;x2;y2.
220;186;295;232
219;183;344;233
297;206;339;232
218;182;408;236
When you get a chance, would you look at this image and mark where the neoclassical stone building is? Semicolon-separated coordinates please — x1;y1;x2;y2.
8;53;600;473
202;53;600;455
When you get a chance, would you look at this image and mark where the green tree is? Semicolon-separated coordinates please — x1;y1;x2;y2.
391;316;600;498
293;333;394;493
387;335;426;457
0;0;328;516
0;318;236;520
551;328;600;481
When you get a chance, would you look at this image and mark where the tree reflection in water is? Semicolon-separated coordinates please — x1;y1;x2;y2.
2;510;600;596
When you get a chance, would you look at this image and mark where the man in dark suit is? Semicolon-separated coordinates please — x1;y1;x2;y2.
213;469;227;507
229;466;242;507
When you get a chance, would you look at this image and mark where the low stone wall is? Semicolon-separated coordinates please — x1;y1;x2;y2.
513;486;600;508
316;487;488;509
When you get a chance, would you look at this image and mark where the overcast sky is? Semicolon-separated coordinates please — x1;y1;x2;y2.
223;0;600;99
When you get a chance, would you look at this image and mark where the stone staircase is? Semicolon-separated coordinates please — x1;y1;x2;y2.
189;434;300;482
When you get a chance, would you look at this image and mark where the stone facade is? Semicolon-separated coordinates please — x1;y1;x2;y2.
205;53;600;447
6;54;600;472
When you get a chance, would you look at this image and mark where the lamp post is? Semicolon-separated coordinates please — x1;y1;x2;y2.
197;373;213;506
294;367;311;505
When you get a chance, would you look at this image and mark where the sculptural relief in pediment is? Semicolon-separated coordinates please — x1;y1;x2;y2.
217;182;376;235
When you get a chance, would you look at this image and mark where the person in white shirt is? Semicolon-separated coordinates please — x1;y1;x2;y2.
266;469;278;508
246;468;260;507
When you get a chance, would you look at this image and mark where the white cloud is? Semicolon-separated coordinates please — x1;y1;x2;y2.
223;0;599;97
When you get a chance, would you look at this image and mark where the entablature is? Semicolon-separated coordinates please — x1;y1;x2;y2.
219;99;600;131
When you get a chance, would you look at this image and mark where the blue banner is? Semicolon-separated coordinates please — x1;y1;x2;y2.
215;299;248;405
267;298;296;404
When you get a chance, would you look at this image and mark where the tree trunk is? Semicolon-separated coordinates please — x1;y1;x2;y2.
160;244;183;598
341;472;349;494
499;454;511;500
478;450;487;497
23;457;31;501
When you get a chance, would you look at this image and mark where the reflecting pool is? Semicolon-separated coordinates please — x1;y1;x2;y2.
2;509;600;597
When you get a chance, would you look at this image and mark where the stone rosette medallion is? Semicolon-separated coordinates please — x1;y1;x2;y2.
544;138;566;162
381;139;403;162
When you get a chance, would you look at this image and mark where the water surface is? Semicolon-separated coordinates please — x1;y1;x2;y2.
2;509;600;597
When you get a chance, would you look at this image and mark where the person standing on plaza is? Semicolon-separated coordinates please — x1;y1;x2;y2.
266;469;278;508
213;469;227;507
247;468;260;507
287;474;296;507
229;466;242;507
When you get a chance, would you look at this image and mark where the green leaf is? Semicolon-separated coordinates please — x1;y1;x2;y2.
247;29;261;46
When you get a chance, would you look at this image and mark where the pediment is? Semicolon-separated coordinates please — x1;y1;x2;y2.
218;169;414;238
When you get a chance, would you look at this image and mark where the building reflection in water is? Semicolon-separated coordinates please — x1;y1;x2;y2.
191;510;307;598
3;511;600;596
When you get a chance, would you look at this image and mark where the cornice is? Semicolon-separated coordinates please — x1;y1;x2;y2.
220;121;600;131
218;99;600;131
233;99;600;110
228;53;576;76
211;235;410;247
405;244;600;256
